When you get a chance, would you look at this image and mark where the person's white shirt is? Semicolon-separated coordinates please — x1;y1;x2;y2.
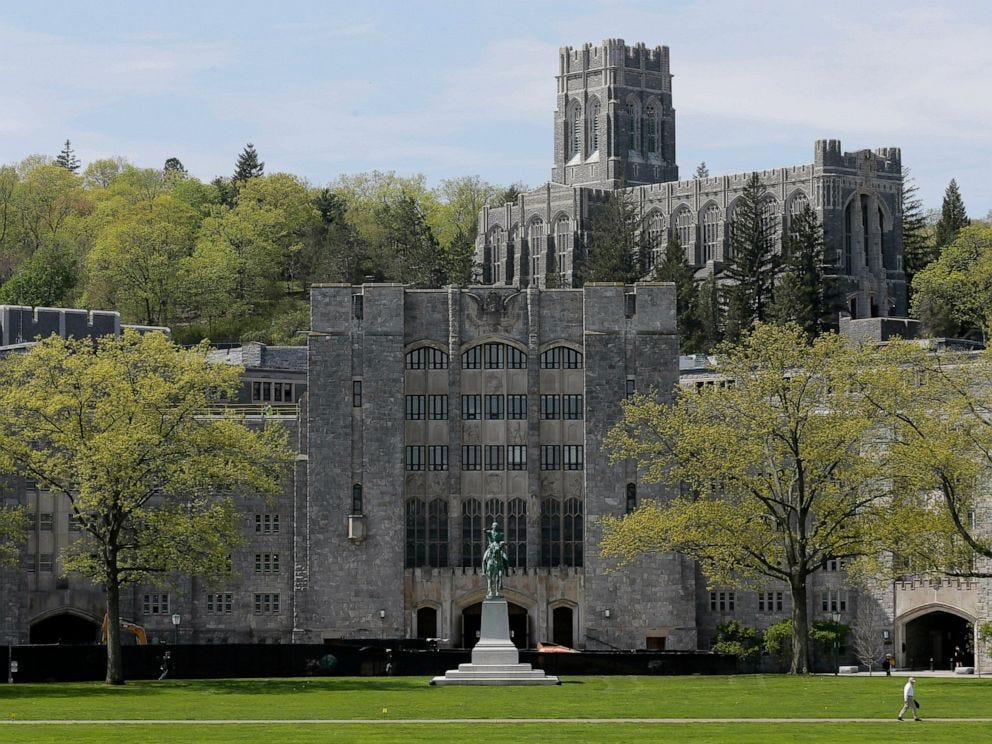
904;680;915;700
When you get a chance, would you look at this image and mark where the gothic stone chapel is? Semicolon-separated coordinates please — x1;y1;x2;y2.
475;39;907;320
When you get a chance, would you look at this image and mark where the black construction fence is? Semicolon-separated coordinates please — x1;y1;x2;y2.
6;640;735;682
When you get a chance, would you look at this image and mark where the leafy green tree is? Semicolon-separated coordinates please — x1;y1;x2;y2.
653;234;702;352
0;504;28;567
11;162;88;258
763;619;793;672
233;143;264;183
163;157;186;176
769;205;839;337
910;225;992;340
857;339;992;576
723;173;779;341
82;157;130;189
602;324;902;673
55;139;81;173
0;331;293;684
579;189;642;284
711;620;762;669
935;178;970;248
0;241;76;306
901;169;935;292
83;195;200;325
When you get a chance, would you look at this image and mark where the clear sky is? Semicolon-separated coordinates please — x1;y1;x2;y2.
2;0;989;216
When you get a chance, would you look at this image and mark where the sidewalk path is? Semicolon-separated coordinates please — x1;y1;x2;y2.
4;717;992;725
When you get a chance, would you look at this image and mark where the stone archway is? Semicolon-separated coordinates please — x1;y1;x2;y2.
460;601;529;649
901;609;972;670
30;611;101;645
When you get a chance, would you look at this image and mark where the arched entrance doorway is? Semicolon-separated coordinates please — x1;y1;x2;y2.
461;602;528;649
30;612;100;645
903;610;972;670
552;606;574;648
416;607;438;639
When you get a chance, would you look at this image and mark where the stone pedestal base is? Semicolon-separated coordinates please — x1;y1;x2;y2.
430;599;560;686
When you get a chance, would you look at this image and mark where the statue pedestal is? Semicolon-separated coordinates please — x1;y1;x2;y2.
431;600;559;686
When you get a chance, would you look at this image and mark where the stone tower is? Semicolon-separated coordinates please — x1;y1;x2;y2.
551;39;678;189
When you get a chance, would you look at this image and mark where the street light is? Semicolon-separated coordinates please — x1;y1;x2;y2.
171;613;181;645
831;610;841;675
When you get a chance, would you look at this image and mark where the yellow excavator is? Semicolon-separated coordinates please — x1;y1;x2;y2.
99;614;147;645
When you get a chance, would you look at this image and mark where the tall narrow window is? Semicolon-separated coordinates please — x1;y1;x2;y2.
626;483;637;514
626;99;639;151
462;498;482;567
644;105;657;154
507;498;527;568
701;204;720;262
644;212;666;273
567;101;582;159
405;498;426;567
427;499;448;567
675;208;694;262
352;380;363;407
529;220;545;285
588;100;601;152
352;484;363;514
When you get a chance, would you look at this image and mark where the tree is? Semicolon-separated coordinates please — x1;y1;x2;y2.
233;143;264;183
0;505;28;567
695;272;724;351
579;189;642;284
769;205;839;337
723;173;779;340
910;225;992;340
857;339;992;576
376;192;446;287
55;139;81;173
935;179;970;248
602;323;898;673
850;596;888;674
901;169;935;293
163;157;186;175
711;620;762;670
0;332;293;684
82;157;130;189
694;162;710;179
653;233;702;352
0;241;76;307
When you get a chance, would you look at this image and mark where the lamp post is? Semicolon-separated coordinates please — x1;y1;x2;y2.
831;610;841;675
171;613;181;645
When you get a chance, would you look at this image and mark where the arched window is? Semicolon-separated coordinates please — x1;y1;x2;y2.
406;347;448;370
701;203;721;263
844;200;854;275
462;343;527;370
625;483;637;514
507;497;527;568
528;219;545;285
643;212;666;273
489;226;505;284
674;207;694;262
427;498;448;568
405;498;426;568
506;226;517;284
553;216;570;286
540;497;583;567
761;197;779;251
461;498;482;567
644;104;657;155
352;484;363;515
625;98;640;151
587;99;601;152
567;100;582;159
540;346;583;369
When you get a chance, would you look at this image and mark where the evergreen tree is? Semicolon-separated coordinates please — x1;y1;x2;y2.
163;157;186;175
935;178;970;248
376;192;446;287
694;162;710;179
901;169;935;291
696;272;723;351
54;139;80;173
579;189;642;284
233;143;264;183
769;205;839;338
723;172;779;340
654;233;702;352
211;176;237;208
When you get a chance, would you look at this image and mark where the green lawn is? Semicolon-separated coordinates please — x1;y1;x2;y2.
2;675;991;743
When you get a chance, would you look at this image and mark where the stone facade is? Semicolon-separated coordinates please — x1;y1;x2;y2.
475;39;907;322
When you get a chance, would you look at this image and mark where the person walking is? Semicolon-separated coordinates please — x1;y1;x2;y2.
897;677;921;721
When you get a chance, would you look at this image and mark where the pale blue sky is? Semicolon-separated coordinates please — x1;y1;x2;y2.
2;1;990;215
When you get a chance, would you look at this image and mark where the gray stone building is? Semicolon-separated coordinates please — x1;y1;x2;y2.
475;39;907;321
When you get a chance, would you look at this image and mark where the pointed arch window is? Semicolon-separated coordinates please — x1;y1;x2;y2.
644;105;657;155
567;101;582;159
507;497;527;568
626;99;640;152
674;208;694;262
489;226;505;284
528;219;545;285
588;100;601;152
644;212;666;273
701;204;721;262
461;498;483;567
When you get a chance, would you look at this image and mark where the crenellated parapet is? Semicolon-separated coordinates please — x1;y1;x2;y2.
0;305;121;347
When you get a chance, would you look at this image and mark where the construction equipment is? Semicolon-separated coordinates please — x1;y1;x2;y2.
99;614;147;645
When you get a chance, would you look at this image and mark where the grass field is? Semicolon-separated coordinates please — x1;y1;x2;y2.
2;675;991;743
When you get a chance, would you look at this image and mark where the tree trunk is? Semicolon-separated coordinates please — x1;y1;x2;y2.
789;577;811;674
105;574;125;685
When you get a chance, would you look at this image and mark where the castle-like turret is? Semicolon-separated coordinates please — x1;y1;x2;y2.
552;39;678;189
